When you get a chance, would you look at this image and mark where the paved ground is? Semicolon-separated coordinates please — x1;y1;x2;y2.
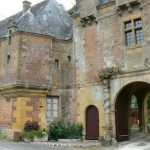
103;134;150;150
0;141;100;150
116;135;150;150
1;135;150;150
0;141;71;150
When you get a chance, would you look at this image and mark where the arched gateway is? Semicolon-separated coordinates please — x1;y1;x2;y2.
86;105;99;140
115;81;150;142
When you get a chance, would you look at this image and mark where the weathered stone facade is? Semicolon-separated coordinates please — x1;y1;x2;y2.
73;0;150;144
0;0;72;139
1;0;150;144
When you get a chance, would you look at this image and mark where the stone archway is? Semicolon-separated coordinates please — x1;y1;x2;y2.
86;105;99;140
115;81;150;142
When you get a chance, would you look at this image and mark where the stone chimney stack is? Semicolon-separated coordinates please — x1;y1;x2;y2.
23;1;31;12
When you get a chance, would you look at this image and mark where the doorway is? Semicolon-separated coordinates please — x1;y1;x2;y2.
86;105;99;140
115;82;150;142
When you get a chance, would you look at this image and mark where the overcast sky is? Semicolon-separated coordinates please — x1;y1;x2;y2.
0;0;75;21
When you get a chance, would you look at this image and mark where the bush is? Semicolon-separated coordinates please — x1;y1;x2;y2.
35;129;46;138
24;121;39;132
49;121;83;141
68;6;76;16
0;130;7;140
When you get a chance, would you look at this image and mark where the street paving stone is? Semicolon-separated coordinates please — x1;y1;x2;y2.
1;135;150;150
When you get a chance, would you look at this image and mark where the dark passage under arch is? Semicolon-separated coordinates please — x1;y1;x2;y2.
115;81;150;142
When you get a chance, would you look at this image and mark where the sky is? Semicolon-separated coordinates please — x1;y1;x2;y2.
0;0;75;21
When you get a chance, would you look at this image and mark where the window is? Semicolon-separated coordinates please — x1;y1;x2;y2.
68;55;71;62
46;97;59;120
54;59;59;69
134;18;142;27
135;28;143;44
126;31;134;46
125;21;132;29
8;36;12;45
8;30;12;45
7;55;10;64
124;18;143;46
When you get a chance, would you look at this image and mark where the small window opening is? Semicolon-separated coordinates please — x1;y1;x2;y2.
8;30;12;45
55;59;59;69
68;56;71;62
9;30;12;35
7;55;10;64
8;36;12;45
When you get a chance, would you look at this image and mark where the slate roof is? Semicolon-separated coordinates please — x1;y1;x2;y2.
100;0;115;5
0;0;73;40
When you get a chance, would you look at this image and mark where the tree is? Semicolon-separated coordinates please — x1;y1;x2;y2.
68;6;76;16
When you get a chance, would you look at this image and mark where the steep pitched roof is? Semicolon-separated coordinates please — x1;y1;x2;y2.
0;0;73;40
100;0;115;5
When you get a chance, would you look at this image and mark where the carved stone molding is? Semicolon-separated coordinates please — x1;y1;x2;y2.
7;18;17;29
99;67;121;145
126;3;132;13
80;15;97;27
116;0;143;16
97;0;115;10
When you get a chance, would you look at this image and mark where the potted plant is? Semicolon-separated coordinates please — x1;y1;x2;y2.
22;121;48;142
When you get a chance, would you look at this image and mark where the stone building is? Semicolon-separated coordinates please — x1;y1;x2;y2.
0;0;72;138
1;0;150;144
73;0;150;144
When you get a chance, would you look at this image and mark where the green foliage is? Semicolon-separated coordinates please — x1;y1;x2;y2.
35;129;46;138
147;96;150;106
22;129;46;142
0;130;7;140
22;121;46;141
22;131;34;142
49;121;83;141
68;6;76;16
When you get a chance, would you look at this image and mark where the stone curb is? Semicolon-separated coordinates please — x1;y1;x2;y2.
31;142;101;148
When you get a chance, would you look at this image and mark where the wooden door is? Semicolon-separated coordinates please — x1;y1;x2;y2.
86;105;99;140
115;93;129;142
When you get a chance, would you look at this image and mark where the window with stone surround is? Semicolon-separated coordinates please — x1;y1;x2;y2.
46;96;59;120
124;18;143;46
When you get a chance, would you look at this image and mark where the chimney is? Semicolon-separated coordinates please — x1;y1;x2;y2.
23;1;31;12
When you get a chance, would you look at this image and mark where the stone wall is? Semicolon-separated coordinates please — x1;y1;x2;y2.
0;96;13;129
18;33;52;85
0;31;73;138
0;34;20;85
12;96;47;133
73;0;150;140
